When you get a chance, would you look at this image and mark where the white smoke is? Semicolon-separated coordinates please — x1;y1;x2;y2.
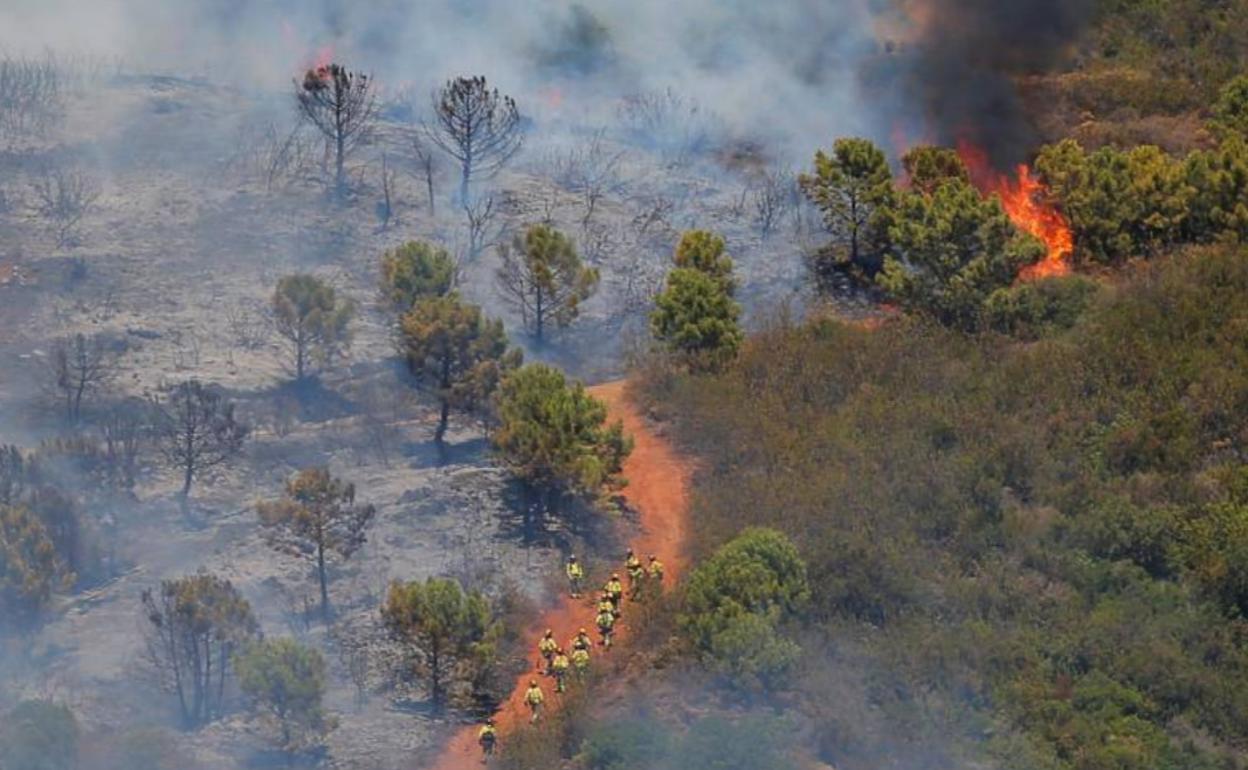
0;0;889;161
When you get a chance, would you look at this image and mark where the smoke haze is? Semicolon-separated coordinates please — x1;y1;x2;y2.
0;0;893;162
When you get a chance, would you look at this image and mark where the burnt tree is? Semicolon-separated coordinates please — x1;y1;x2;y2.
154;380;248;505
296;63;377;195
428;76;523;204
141;571;258;728
46;332;118;422
256;467;375;621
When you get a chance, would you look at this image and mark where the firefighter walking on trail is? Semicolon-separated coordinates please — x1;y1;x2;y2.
572;627;592;653
538;629;558;674
525;679;545;722
571;645;590;678
648;554;664;590
625;548;644;598
478;718;496;759
605;574;623;612
598;591;617;620
551;648;570;693
596;605;615;648
565;554;584;598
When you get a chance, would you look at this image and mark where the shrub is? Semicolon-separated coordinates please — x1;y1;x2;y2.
984;275;1099;340
0;700;78;770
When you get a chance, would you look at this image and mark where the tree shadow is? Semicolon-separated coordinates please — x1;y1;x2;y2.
244;745;328;770
494;480;616;551
274;377;358;423
402;435;490;468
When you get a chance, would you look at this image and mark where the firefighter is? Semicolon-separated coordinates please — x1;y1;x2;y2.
647;554;664;586
605;573;623;612
565;554;585;598
597;590;617;620
537;629;558;674
571;644;590;678
626;548;645;599
571;627;593;653
524;679;544;722
551;647;570;693
595;605;616;648
478;718;497;759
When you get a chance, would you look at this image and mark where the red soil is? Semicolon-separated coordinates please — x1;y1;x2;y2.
425;379;691;770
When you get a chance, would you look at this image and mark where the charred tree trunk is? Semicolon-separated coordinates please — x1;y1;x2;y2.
534;285;545;345
435;356;452;445
317;538;329;621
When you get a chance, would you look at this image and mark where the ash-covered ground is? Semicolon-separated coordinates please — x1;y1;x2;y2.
0;70;870;769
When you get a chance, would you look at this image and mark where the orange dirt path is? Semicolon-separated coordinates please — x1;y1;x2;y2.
426;379;691;770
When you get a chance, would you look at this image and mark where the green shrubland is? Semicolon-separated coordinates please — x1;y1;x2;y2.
641;245;1248;769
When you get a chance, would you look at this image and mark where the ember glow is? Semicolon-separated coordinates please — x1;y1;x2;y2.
957;141;1073;280
310;44;334;72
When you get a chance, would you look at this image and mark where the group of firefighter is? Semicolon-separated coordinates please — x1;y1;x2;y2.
478;547;664;758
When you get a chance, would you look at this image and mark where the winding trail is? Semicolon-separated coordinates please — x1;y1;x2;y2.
426;380;691;770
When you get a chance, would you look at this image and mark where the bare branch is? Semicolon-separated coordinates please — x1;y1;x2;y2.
428;76;523;203
295;63;377;195
31;162;101;248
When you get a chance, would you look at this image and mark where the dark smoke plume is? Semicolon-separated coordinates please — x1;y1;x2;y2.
866;0;1094;164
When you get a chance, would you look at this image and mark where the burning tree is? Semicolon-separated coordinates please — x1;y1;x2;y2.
256;467;375;621
295;63;377;195
878;178;1044;330
428;76;523;203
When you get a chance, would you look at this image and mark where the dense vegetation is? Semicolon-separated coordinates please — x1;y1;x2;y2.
638;246;1248;769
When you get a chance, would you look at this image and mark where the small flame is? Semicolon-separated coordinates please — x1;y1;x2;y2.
280;20;336;76
539;86;565;110
957;141;1072;280
310;44;334;73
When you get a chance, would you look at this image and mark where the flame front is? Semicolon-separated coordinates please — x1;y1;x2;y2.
1000;165;1073;279
957;142;1073;280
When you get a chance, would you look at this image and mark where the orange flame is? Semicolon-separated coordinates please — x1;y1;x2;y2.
310;44;334;72
957;141;1073;280
540;86;565;109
